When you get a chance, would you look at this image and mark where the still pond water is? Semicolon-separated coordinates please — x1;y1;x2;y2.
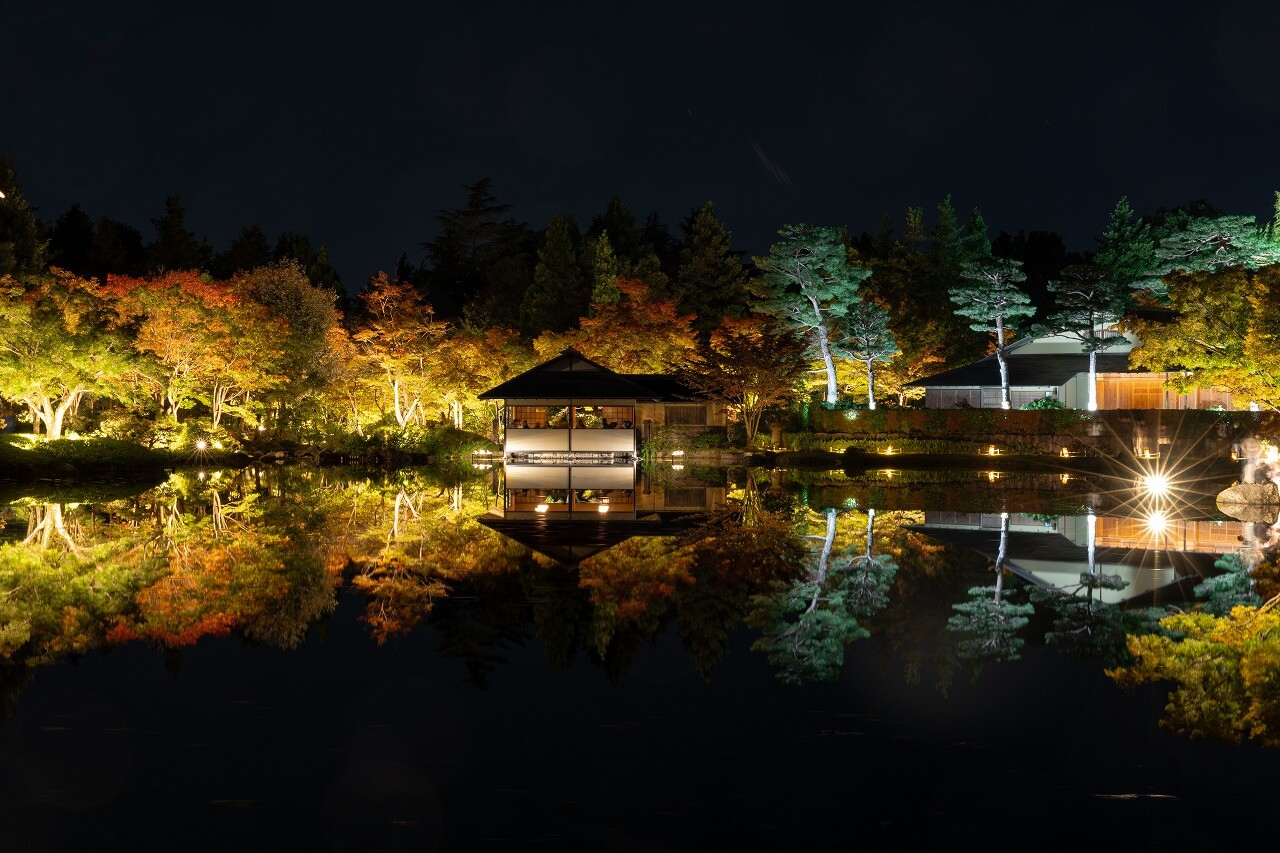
1;463;1278;850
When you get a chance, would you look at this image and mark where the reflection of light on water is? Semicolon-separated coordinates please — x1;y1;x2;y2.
1060;473;1071;484
1146;510;1170;535
987;471;999;482
881;469;895;479
1142;474;1171;498
534;504;549;513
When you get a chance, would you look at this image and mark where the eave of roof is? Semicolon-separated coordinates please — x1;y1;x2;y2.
478;348;705;401
906;352;1136;388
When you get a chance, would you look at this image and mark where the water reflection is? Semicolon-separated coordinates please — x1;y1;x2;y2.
0;463;1274;746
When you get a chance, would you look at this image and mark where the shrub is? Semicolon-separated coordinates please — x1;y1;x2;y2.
1021;398;1067;411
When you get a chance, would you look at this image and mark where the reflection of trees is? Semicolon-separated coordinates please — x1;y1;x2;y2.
750;508;871;684
1109;596;1280;747
946;513;1035;669
1029;573;1153;663
323;472;524;648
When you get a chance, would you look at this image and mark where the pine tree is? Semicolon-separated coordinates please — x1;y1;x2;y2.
425;178;530;319
0;156;49;277
674;202;749;332
49;203;96;276
146;194;211;273
520;214;584;335
88;216;145;281
839;300;897;410
1094;197;1159;297
583;230;621;308
949;257;1033;409
1040;264;1127;410
960;208;992;261
752;224;870;404
213;224;273;278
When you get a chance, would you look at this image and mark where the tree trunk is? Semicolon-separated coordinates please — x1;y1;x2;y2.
1088;348;1098;411
993;512;1009;604
865;507;876;562
865;358;876;410
995;316;1011;409
809;296;838;405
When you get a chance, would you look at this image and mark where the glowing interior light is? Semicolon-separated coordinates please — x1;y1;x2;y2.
195;440;208;451
1143;474;1171;497
988;445;998;456
597;504;610;513
212;441;224;450
197;471;206;480
671;449;685;456
1060;447;1070;458
534;504;549;513
671;464;684;470
883;445;894;455
257;425;266;432
1146;510;1170;535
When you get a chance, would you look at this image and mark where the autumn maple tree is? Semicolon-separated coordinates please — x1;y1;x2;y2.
352;273;448;430
0;270;137;438
683;315;808;445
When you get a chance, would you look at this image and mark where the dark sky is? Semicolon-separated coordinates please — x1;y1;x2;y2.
7;1;1280;286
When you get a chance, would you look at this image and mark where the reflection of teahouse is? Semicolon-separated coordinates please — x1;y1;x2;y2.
479;348;723;462
480;464;726;564
911;511;1243;606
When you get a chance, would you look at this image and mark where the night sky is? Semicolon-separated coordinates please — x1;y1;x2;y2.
7;1;1280;287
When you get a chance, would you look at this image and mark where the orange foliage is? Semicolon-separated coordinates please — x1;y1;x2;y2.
578;537;694;620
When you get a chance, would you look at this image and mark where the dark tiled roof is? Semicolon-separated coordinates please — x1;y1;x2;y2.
479;348;706;401
623;374;702;402
906;352;1135;388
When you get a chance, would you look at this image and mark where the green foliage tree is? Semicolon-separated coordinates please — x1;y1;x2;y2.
674;202;749;332
949;257;1033;409
583;230;620;308
1039;263;1129;410
237;260;341;428
750;508;869;683
88;216;145;281
424;178;531;319
213;224;273;279
521;214;585;335
1156;214;1280;277
146;194;211;274
0;157;49;278
839;300;897;410
1109;596;1280;747
0;271;138;438
946;514;1034;668
1094;196;1158;297
752;224;870;404
49;203;96;277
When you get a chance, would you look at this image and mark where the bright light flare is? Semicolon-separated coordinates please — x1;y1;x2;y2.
1146;510;1170;535
1142;474;1171;498
597;505;610;514
195;440;208;451
534;504;549;513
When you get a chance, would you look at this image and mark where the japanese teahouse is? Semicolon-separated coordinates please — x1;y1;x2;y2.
478;348;722;463
478;348;724;519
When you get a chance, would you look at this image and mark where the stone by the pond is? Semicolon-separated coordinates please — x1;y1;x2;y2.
1217;482;1280;523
